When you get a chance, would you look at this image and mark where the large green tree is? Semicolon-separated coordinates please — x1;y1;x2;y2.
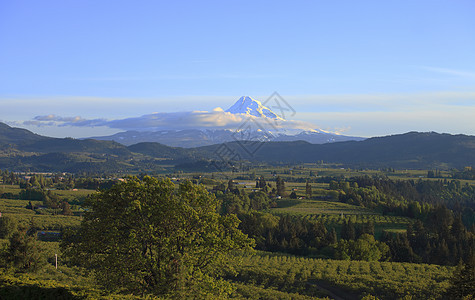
336;234;390;261
62;176;253;298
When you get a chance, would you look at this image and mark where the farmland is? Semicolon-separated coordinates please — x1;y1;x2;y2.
1;166;474;299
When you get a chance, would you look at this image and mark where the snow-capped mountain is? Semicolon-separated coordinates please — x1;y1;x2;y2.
225;96;284;120
87;96;364;147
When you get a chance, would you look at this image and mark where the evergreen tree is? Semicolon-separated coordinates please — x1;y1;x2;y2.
305;181;312;198
451;214;465;240
276;176;286;196
258;176;266;189
227;179;235;192
61;201;73;216
445;256;475;299
2;230;45;272
326;227;338;245
341;219;356;240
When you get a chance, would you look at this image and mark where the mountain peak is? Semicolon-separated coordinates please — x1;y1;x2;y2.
225;96;284;120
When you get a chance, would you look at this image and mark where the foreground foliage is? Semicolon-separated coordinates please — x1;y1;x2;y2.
61;176;254;298
0;252;457;300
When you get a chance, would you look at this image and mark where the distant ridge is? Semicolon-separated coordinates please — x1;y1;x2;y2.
196;131;475;169
0;122;473;172
0;122;134;172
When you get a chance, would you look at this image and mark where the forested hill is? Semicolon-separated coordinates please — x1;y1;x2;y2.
127;142;194;160
0;122;474;171
0;122;128;155
0;122;50;146
198;132;475;169
0;122;137;172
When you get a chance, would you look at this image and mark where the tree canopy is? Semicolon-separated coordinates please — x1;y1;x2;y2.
62;176;254;298
1;230;45;272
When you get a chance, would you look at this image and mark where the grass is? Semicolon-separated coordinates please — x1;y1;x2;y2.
0;197;81;230
53;189;94;198
271;199;378;216
0;199;41;215
270;198;411;238
0;184;21;194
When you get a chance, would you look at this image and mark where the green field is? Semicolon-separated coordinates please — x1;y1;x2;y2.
271;199;378;216
0;197;81;230
269;199;411;238
0;250;454;300
231;252;453;300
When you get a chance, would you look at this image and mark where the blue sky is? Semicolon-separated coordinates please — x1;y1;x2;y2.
1;0;474;138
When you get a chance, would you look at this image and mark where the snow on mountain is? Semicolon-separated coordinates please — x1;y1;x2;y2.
225;96;284;120
86;96;364;147
88;128;364;147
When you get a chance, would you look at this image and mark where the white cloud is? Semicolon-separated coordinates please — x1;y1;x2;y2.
24;110;318;133
24;115;107;127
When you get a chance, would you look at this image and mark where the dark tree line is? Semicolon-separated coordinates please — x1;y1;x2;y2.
383;206;475;265
334;176;474;229
238;212;332;256
237;212;391;261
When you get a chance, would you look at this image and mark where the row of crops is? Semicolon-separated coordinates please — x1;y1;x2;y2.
229;252;453;299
